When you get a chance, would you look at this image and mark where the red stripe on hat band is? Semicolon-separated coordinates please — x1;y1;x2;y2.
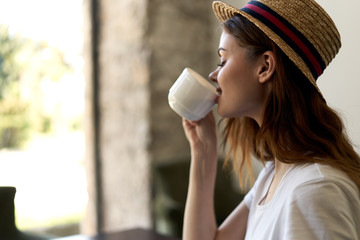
244;3;322;76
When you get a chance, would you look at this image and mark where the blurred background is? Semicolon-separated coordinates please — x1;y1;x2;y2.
0;0;85;238
0;0;359;239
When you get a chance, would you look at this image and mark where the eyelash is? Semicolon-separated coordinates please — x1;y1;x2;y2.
217;61;225;67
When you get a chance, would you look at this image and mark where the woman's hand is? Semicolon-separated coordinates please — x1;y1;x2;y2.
182;111;218;157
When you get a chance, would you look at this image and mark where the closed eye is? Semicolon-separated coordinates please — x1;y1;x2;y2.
217;61;226;67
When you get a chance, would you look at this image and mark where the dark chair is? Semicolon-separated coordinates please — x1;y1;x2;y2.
153;159;245;238
0;186;51;240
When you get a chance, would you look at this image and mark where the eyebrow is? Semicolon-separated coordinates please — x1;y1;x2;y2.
217;47;226;57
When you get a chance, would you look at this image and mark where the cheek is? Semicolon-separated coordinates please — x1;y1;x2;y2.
219;65;262;104
218;64;240;88
218;65;245;94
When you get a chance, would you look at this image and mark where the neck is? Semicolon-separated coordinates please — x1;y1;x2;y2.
274;158;292;178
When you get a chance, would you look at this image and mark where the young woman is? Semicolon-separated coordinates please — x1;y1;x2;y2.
182;0;360;239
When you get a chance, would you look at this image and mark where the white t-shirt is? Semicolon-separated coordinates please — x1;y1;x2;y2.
243;161;360;240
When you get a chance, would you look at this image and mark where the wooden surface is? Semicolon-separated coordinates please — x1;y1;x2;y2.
53;228;180;240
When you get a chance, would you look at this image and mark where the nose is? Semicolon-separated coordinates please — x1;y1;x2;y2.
209;69;218;83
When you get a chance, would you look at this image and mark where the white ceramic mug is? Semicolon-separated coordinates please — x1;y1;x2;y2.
168;67;218;121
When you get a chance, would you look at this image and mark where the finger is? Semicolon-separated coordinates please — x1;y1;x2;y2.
183;118;198;127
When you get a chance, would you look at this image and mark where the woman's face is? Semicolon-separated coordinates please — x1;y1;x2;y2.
210;31;271;124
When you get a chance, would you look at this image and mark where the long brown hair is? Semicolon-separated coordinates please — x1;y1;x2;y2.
222;14;360;190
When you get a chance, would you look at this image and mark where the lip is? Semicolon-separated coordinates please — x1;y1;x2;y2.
215;87;222;104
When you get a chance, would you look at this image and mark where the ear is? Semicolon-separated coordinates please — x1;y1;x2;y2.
257;51;276;84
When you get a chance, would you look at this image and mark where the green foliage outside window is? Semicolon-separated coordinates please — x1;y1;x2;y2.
0;25;74;149
0;25;29;148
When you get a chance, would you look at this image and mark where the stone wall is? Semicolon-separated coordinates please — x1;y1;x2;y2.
147;0;219;164
82;0;97;235
82;0;221;235
97;0;152;233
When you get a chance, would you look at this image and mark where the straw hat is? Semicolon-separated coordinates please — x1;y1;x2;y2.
212;0;341;96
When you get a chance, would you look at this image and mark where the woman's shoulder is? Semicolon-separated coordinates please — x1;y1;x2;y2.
287;162;360;204
281;163;360;239
291;163;356;188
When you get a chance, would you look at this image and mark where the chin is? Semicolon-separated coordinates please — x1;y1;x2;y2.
216;106;234;118
217;106;250;119
216;99;238;118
